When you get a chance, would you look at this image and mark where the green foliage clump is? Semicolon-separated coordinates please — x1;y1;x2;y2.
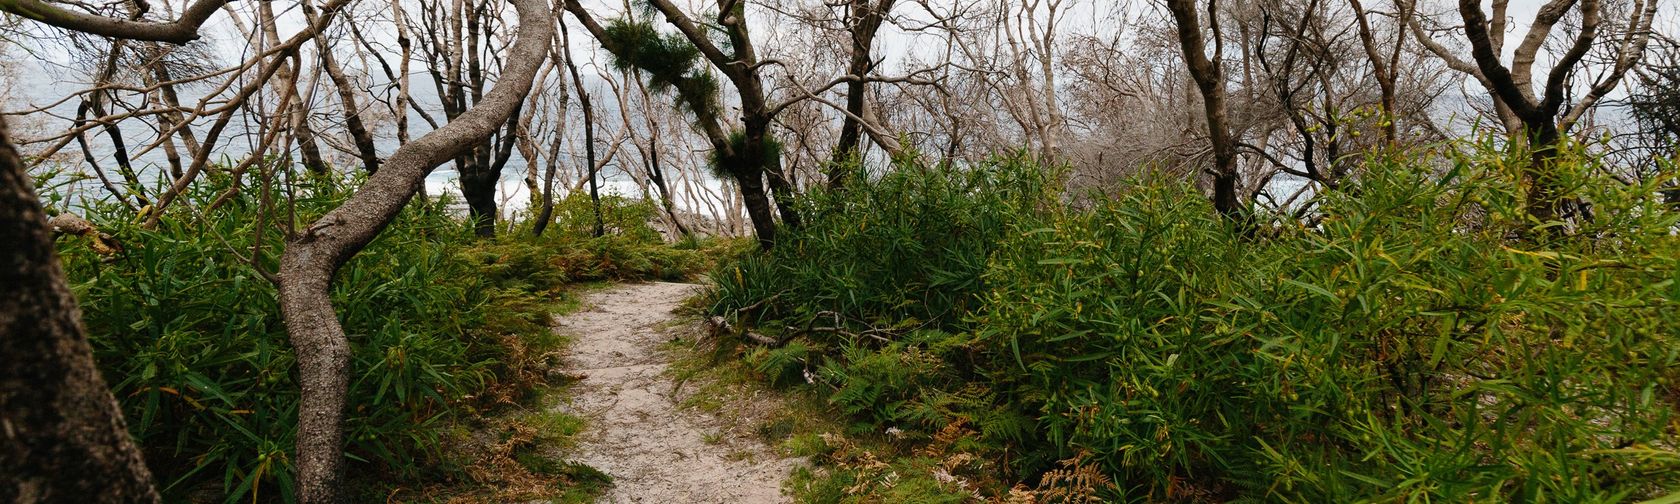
601;18;720;119
706;130;784;179
711;153;1055;330
50;170;714;502
710;145;1680;502
495;192;730;283
543;191;665;242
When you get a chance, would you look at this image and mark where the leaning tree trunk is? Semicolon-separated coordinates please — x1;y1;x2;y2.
311;24;381;174
532;130;564;238
565;46;604;238
0;117;161;503
275;0;552;500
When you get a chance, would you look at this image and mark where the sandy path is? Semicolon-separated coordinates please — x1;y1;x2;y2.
552;282;796;504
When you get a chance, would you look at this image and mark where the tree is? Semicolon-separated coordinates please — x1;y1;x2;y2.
1413;0;1658;221
1165;0;1245;220
565;0;809;248
0;2;247;499
1622;33;1680;208
1347;0;1416;144
274;0;552;499
828;0;898;187
0;117;160;502
4;0;554;501
410;0;528;237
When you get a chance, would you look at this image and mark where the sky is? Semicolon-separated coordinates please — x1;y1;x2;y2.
3;0;1673;214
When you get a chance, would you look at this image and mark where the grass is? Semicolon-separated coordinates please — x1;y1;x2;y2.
664;310;1005;503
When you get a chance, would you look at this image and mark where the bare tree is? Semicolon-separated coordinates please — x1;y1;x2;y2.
1620;32;1680;207
2;0;226;44
1410;0;1658;221
1348;0;1416;143
408;0;527;236
309;0;382;174
274;0;552;500
828;0;898;187
1166;0;1245;219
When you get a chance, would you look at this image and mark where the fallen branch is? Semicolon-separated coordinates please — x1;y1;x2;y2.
48;212;121;256
706;315;782;346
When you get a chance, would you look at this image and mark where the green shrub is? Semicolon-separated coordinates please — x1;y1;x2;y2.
710;153;1056;331
711;145;1680;502
541;191;666;243
49;168;712;502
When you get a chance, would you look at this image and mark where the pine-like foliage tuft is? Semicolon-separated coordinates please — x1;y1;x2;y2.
601;19;721;120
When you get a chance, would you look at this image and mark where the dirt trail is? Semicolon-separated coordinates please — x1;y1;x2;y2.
552;282;797;503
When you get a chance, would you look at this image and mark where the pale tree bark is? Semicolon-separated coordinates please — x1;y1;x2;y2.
622;71;692;238
0;116;160;504
517;53;558;211
256;0;330;173
392;0;416;148
275;0;552;501
142;0;354;227
0;0;226;44
1407;0;1524;136
531;41;570;238
1348;0;1413;144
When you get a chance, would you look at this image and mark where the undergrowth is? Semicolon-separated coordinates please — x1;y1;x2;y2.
708;146;1680;502
47;168;720;502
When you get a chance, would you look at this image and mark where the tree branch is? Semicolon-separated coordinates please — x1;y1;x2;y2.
0;0;227;44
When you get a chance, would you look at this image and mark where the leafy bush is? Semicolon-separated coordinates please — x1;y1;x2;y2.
541;191;668;244
49;169;712;502
711;153;1055;331
710;145;1680;502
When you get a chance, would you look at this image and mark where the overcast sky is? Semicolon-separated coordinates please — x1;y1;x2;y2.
4;0;1674;213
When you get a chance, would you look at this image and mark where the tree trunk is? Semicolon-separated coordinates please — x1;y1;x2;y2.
532;129;563;238
309;14;381;175
0;116;161;504
736;167;779;249
257;0;328;174
745;122;802;230
459;109;522;239
1166;0;1245;221
458;159;500;237
828;0;895;188
566;47;604;238
275;0;552;500
643;128;691;239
